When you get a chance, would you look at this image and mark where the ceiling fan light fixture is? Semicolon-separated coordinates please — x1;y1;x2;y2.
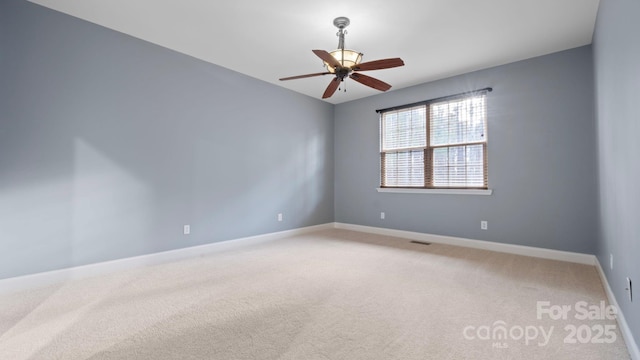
325;49;363;73
279;16;404;99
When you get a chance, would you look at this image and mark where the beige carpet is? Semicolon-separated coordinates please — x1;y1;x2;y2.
0;229;630;359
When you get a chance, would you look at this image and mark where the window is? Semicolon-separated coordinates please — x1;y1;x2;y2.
380;90;488;189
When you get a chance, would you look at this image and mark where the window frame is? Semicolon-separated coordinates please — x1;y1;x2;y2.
379;89;490;191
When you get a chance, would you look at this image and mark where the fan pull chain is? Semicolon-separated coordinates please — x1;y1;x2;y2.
338;79;347;93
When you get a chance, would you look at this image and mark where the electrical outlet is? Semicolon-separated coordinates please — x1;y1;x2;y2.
380;212;385;220
183;225;190;235
626;277;633;302
481;221;488;230
277;213;283;222
610;253;613;270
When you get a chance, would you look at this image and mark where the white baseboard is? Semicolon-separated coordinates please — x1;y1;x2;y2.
334;222;596;265
2;222;593;295
0;223;334;295
595;259;640;360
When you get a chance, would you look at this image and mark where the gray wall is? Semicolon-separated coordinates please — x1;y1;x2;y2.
335;46;598;254
0;0;334;279
593;0;640;343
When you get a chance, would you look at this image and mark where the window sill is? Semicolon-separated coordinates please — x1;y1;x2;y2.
376;188;493;195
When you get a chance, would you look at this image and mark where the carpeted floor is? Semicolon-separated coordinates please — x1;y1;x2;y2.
0;229;630;359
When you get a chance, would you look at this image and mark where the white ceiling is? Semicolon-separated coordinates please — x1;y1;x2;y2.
29;0;600;104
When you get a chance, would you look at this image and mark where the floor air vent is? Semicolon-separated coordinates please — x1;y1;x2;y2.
410;240;431;246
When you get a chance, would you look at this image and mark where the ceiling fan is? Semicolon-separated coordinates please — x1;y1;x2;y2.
279;17;405;99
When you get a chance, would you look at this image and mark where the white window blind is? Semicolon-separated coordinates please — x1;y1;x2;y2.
380;106;426;187
380;90;489;189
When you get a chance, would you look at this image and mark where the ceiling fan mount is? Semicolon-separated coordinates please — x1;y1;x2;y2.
279;17;405;99
333;16;350;30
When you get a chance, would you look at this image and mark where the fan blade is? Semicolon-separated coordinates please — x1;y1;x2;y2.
313;49;341;69
322;78;341;99
349;73;392;92
280;72;331;81
352;58;405;71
